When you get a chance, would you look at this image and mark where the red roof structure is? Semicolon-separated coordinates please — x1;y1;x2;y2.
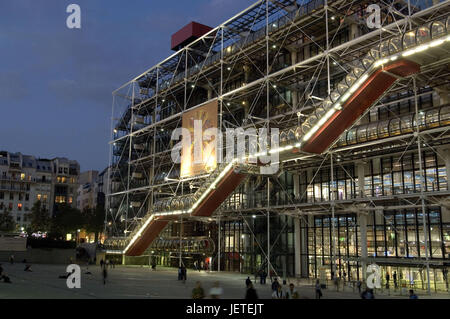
171;22;213;51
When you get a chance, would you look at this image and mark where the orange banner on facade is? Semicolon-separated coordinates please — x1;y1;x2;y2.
180;100;218;178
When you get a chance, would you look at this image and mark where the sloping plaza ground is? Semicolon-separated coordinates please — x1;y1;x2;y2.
0;263;449;299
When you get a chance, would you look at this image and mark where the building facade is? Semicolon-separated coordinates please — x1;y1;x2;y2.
106;0;450;292
77;170;99;211
0;151;80;229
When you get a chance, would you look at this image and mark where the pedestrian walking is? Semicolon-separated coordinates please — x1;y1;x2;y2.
385;272;390;289
262;270;267;284
315;280;323;299
102;266;108;285
9;255;14;265
357;280;362;294
209;281;223;299
271;277;280;292
393;271;398;289
192;281;205;299
246;276;252;287
178;266;182;281
245;283;259;300
100;259;104;269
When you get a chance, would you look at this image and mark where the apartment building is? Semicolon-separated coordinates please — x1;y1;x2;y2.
0;151;80;229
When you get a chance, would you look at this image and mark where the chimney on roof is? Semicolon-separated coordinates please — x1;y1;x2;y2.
171;22;213;51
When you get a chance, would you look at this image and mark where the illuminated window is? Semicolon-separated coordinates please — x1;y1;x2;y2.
37;194;42;201
68;197;73;204
57;176;61;183
18;203;22;211
55;196;66;204
43;194;48;201
62;177;67;183
20;173;25;180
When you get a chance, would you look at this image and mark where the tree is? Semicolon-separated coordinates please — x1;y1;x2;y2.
29;201;52;233
0;208;16;232
82;205;105;242
50;204;84;239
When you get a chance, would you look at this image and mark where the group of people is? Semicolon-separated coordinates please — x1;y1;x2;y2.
192;281;224;299
193;260;211;272
383;271;400;289
99;259;115;269
256;269;268;284
269;278;300;299
245;276;300;299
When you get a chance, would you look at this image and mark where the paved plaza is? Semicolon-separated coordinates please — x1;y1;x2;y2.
0;263;449;299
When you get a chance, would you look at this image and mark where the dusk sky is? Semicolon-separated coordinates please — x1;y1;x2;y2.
0;0;254;172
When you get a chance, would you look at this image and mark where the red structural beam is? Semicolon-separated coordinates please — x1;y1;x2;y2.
301;59;421;154
125;168;245;256
192;169;246;217
126;216;173;257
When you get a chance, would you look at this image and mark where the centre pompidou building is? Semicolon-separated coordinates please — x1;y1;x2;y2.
105;0;450;292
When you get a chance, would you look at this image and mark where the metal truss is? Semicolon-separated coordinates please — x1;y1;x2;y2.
106;0;450;292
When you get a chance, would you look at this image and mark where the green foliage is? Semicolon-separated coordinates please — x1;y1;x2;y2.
50;204;84;238
82;205;105;242
29;201;52;233
0;208;16;232
27;201;105;242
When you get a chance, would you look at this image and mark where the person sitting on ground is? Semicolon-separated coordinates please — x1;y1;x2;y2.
192;281;205;299
361;288;375;299
245;283;259;300
59;268;75;279
286;283;299;299
409;289;418;299
272;284;285;299
209;281;223;299
2;273;12;283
